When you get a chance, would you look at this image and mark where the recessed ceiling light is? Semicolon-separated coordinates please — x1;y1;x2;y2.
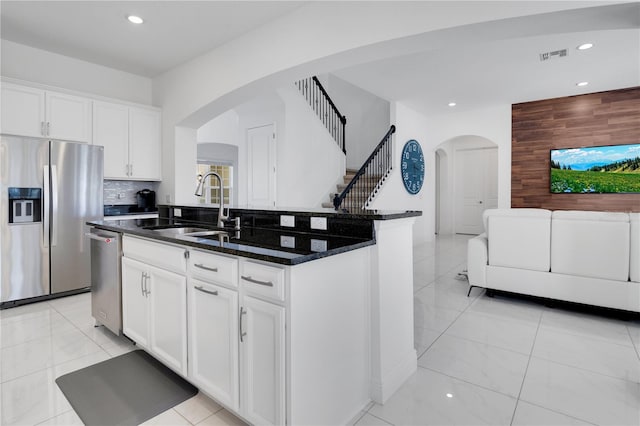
127;15;144;24
446;393;453;398
448;102;457;107
576;81;589;87
577;43;594;50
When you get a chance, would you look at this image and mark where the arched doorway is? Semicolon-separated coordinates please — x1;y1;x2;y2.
435;135;498;235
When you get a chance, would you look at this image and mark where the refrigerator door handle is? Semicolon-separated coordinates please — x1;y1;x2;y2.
51;165;58;246
43;165;50;248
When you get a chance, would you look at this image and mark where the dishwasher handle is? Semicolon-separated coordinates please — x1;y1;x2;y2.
85;232;114;244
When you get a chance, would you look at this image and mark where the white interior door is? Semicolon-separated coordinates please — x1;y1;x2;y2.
455;147;498;235
247;124;275;207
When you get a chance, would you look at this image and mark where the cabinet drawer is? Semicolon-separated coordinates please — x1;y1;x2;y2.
189;249;238;287
240;260;286;302
123;236;186;274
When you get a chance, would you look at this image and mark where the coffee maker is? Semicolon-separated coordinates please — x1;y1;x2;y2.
135;189;156;212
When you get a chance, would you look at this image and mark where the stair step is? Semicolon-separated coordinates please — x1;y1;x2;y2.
337;183;380;192
338;178;380;186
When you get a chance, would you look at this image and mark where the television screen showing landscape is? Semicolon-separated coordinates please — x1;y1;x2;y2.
550;143;640;193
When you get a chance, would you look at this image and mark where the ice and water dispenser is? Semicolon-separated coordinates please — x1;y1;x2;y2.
8;187;42;224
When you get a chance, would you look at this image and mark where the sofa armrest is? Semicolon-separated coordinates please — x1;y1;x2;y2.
467;233;488;287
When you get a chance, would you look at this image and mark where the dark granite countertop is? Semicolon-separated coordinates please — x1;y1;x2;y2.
88;217;376;265
162;204;421;221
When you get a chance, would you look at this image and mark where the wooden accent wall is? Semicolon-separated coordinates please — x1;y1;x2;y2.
511;87;640;212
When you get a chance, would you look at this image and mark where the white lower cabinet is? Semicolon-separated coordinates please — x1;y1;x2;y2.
239;295;286;426
122;238;188;376
122;257;150;347
121;236;371;425
188;279;240;411
148;266;187;373
187;251;286;425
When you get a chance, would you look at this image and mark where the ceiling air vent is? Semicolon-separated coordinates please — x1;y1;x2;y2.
539;49;567;61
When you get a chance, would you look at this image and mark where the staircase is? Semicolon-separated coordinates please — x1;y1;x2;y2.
322;169;359;208
294;76;394;211
331;125;395;211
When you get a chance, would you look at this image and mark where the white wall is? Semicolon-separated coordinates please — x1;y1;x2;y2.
1;40;153;105
277;86;345;207
317;74;390;170
197;109;239;145
369;103;511;245
368;103;431;243
427;105;512;209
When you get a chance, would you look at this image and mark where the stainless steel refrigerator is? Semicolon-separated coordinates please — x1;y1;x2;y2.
0;135;103;307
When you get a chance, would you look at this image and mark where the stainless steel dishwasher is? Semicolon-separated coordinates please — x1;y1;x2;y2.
86;227;122;335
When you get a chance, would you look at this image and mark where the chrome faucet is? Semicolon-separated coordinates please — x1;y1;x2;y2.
194;172;229;227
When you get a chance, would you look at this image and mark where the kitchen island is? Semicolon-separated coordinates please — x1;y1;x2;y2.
89;204;420;425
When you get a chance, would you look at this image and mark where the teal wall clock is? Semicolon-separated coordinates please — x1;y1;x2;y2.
401;139;425;195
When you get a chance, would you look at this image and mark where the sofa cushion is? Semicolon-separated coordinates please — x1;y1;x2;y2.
631;213;640;283
551;211;630;281
486;208;552;272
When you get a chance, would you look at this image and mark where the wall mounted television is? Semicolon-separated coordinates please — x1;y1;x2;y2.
550;143;640;193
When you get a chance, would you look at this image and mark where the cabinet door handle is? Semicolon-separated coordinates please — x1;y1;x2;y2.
241;275;273;287
194;263;218;272
239;307;247;343
130;164;133;176
46;122;50;136
140;272;145;296
194;285;218;296
41;121;45;136
144;273;151;296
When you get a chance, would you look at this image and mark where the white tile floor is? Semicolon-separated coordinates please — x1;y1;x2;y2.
1;233;639;425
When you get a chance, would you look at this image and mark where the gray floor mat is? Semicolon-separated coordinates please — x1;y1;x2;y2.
56;350;197;426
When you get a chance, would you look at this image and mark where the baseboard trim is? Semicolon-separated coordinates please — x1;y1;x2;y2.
370;349;417;404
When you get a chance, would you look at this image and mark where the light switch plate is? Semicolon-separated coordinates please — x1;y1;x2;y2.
310;217;327;230
310;239;328;252
280;215;295;227
280;236;295;248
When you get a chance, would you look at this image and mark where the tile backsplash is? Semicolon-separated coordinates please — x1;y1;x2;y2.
104;180;159;205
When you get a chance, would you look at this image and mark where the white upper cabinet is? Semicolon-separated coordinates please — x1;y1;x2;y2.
1;83;45;138
45;91;92;142
93;101;162;180
1;82;91;142
92;101;129;178
129;107;161;180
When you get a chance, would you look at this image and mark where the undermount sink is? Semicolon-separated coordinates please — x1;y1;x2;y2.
142;224;231;239
179;230;229;237
145;226;209;237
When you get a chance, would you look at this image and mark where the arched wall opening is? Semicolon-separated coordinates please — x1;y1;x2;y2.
154;3;626;207
434;135;498;235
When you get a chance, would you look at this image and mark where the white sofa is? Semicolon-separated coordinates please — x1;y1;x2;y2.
467;208;640;313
